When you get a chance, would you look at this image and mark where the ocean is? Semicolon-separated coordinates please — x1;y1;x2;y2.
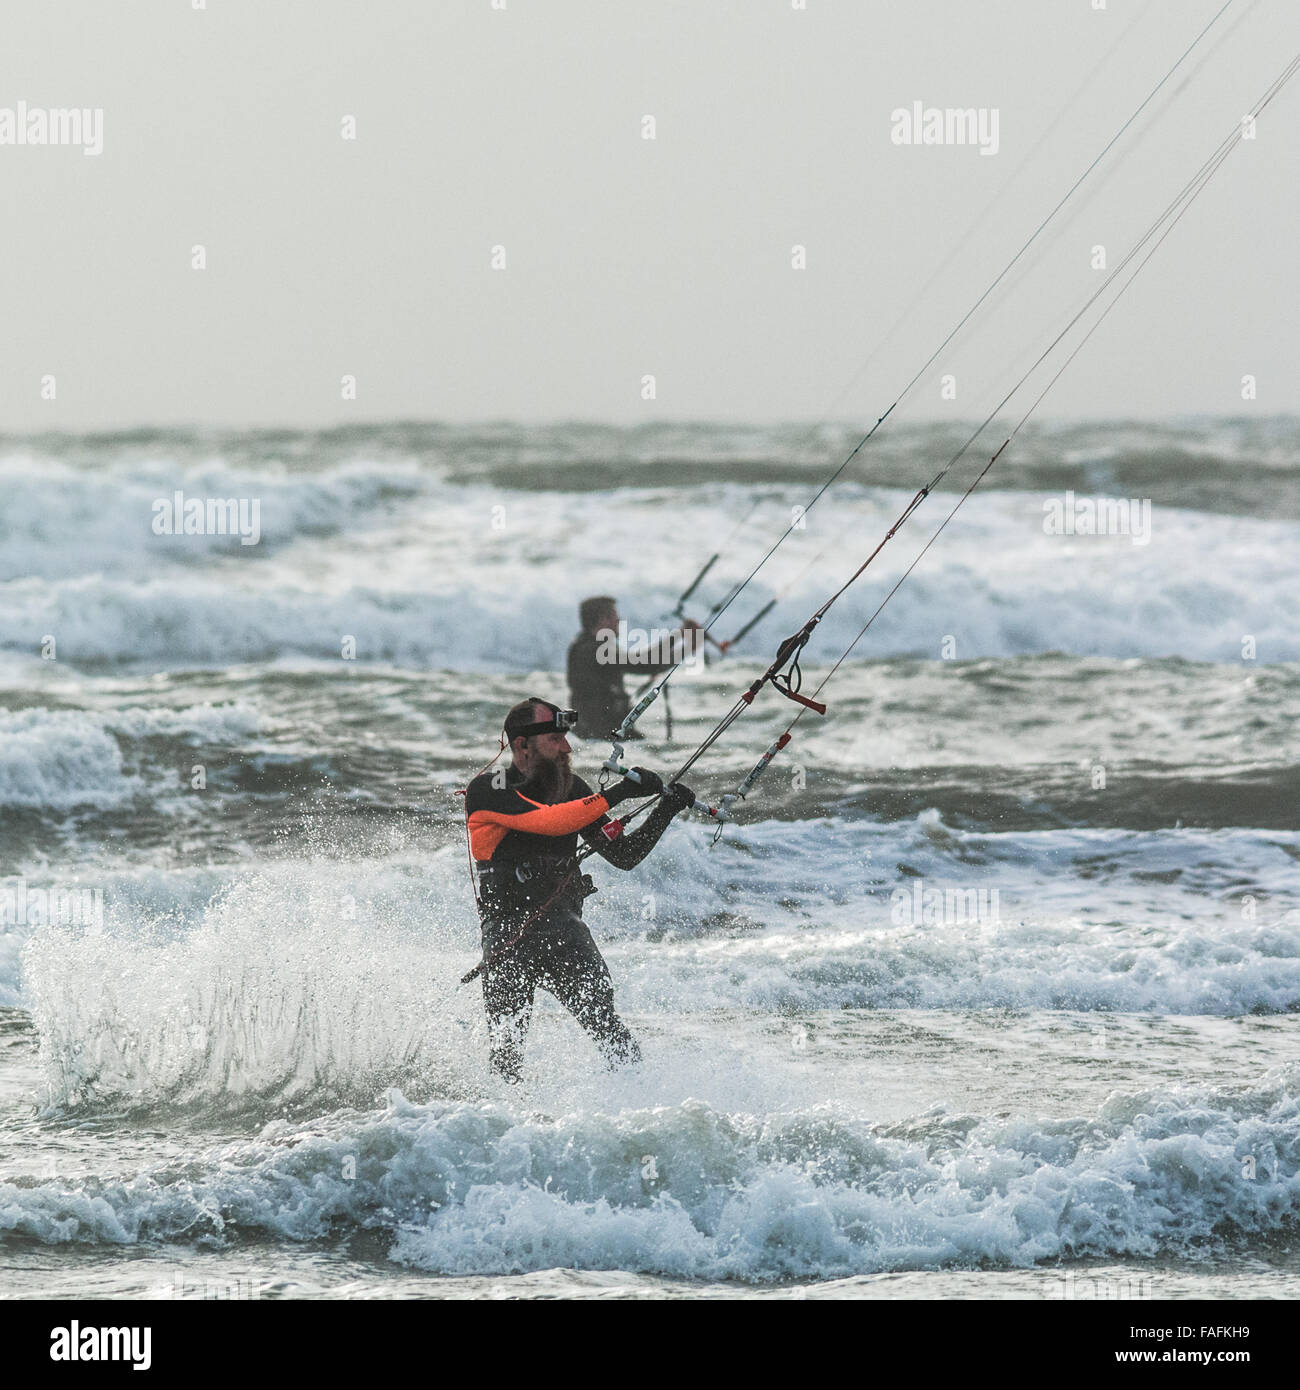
1;417;1297;1299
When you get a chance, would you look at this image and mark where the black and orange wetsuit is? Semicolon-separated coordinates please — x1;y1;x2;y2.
464;767;682;1082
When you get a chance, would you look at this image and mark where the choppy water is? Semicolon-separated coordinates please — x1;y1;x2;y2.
1;420;1297;1298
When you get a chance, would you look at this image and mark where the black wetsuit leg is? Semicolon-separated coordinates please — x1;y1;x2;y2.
481;912;640;1078
532;913;641;1069
482;948;537;1083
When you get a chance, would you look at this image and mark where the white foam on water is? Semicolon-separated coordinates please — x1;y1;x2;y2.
21;855;484;1112
4;478;1299;665
0;708;139;811
2;1073;1297;1280
0;454;429;581
0;702;265;813
11;811;1300;1054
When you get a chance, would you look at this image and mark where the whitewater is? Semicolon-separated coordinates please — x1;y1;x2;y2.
1;420;1297;1299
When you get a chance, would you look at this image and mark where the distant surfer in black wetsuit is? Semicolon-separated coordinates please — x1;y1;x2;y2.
464;697;695;1082
566;596;702;741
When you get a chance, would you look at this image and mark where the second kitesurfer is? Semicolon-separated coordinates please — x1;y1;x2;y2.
566;596;701;739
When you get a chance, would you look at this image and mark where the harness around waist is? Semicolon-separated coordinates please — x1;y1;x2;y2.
476;853;576;886
475;853;596;926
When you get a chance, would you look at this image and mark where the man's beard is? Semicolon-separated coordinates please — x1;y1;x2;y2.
526;750;573;802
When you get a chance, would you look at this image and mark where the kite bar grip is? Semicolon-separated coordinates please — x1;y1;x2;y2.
781;690;826;715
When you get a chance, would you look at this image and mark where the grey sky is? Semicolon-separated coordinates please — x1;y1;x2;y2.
4;0;1297;429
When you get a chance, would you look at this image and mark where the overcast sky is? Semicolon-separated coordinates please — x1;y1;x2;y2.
4;0;1298;430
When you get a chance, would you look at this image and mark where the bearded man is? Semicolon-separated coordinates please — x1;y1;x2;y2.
463;697;695;1082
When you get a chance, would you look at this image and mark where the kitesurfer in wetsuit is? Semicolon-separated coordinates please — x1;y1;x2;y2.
566;596;701;740
464;697;695;1082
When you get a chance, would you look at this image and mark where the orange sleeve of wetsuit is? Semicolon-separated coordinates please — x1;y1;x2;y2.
467;790;611;862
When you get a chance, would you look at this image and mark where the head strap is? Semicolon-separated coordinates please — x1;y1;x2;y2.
504;697;578;743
